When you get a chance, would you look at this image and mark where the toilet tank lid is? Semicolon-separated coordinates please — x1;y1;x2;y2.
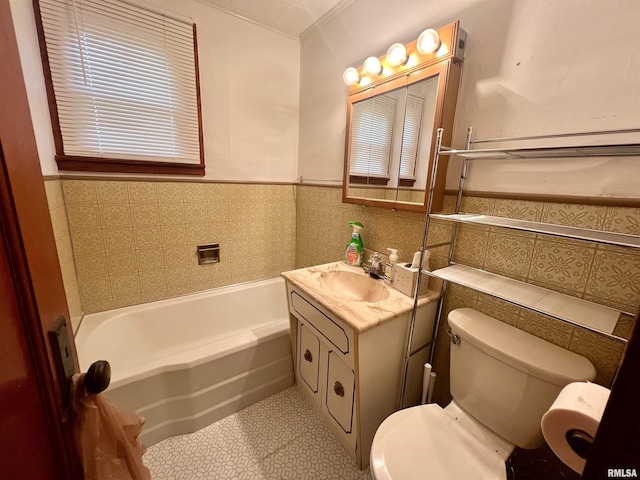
448;308;596;386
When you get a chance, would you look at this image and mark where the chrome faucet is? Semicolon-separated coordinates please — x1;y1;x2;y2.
364;251;385;279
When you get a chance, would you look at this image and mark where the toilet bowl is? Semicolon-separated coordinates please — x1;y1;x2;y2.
370;308;596;480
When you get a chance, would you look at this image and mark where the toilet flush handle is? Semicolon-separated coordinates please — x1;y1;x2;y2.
446;328;461;345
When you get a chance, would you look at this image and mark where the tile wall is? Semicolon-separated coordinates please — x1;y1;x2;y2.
44;180;83;332
295;185;640;403
44;179;639;403
57;179;296;314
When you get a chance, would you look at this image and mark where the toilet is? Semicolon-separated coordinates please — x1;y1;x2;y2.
370;308;596;479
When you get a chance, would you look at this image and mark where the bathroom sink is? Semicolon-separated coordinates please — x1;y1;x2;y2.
316;270;390;303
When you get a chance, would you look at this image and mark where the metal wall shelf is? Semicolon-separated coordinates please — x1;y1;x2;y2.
422;127;640;345
430;213;640;249
426;264;624;339
439;143;640;159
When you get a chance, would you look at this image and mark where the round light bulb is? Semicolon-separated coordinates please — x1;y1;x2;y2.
342;67;360;86
363;56;383;76
417;29;441;54
386;43;408;67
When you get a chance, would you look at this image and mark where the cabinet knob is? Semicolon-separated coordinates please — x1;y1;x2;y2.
334;381;345;397
303;349;313;362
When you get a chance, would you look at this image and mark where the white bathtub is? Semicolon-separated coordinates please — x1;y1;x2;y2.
75;277;294;446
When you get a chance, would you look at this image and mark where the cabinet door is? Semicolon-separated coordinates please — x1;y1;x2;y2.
325;351;355;439
299;323;320;396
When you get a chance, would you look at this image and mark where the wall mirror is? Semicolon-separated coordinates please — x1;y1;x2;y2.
342;21;466;213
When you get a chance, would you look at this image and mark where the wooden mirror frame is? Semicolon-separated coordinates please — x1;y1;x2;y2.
342;21;465;213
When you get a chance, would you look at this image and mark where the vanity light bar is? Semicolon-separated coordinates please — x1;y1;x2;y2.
342;21;465;91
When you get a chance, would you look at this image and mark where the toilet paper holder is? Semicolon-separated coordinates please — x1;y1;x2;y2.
566;429;594;459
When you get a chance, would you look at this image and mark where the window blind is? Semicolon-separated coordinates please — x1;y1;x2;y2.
399;93;425;179
349;95;396;178
38;0;201;164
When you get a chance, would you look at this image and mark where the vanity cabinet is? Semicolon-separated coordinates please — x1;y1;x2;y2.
284;277;438;469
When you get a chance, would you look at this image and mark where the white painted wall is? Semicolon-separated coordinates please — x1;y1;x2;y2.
299;0;640;197
10;0;300;182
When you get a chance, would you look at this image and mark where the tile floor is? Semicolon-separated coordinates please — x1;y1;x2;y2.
143;384;372;479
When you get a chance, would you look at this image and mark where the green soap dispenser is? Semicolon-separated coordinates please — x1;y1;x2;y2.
345;221;364;266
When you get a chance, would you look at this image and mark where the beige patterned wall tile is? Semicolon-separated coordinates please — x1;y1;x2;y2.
568;336;622;387
571;327;626;354
528;239;596;291
585;246;640;308
162;225;187;246
517;314;571;348
226;184;252;203
96;181;129;203
493;199;543;221
164;267;190;287
483;231;535;279
49;204;69;239
460;196;495;215
139;270;166;293
159;203;185;225
99;204;132;228
79;276;111;303
157;182;184;203
134;227;162;250
137;249;164;272
74;253;109;280
612;313;635;339
206;183;232;204
518;309;574;334
70;229;105;256
474;300;518;326
131;204;159;226
183;182;207;204
45;180;65;209
190;266;214;291
185;203;208;224
141;290;170;304
110;274;140;298
602;206;640;235
63;180;96;204
188;224;212;245
128;182;157;203
541;203;606;229
207;203;233;223
103;228;135;252
107;251;137;276
83;298;114;314
67;205;101;230
111;294;142;310
452;225;489;268
163;245;191;268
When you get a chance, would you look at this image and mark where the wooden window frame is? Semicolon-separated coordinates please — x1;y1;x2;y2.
33;0;205;176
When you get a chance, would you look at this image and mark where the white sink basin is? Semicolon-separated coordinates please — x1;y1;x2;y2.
316;270;390;303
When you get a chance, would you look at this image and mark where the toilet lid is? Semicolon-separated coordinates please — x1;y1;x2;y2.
370;404;507;480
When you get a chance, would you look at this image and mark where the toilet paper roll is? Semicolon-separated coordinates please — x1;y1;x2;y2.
541;381;611;474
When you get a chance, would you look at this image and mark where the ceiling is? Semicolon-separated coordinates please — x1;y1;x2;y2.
197;0;348;37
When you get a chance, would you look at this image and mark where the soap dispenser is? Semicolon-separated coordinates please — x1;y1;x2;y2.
384;248;398;285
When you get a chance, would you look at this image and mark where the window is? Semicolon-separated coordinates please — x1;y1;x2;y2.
36;0;204;175
349;95;396;184
399;93;425;181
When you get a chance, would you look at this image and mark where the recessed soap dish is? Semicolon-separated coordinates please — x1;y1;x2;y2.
197;244;220;265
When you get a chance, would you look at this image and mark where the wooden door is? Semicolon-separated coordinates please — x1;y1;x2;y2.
0;0;80;477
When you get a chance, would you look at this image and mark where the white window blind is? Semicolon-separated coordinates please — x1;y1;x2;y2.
399;93;425;179
349;95;396;178
38;0;201;164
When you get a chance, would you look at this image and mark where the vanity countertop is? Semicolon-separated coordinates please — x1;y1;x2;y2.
281;261;440;333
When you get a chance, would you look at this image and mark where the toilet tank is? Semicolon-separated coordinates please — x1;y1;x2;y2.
448;308;596;449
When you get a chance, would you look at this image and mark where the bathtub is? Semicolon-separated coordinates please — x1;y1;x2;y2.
75;277;294;446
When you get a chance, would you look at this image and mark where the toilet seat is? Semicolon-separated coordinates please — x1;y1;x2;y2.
370;404;509;480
